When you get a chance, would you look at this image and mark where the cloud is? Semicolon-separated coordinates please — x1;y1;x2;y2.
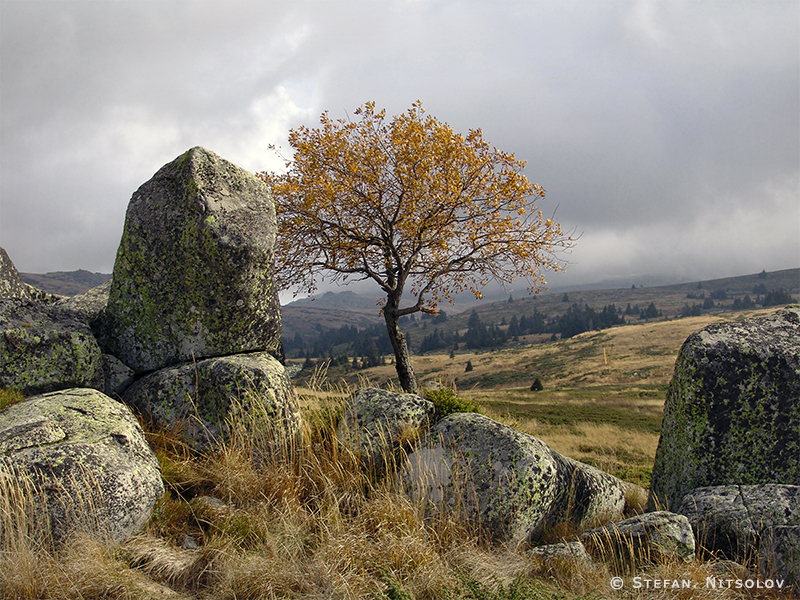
0;0;797;288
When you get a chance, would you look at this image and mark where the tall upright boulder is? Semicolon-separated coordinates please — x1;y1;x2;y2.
102;147;281;372
649;307;800;510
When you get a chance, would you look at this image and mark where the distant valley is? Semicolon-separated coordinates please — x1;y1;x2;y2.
19;266;799;360
20;270;111;297
281;268;799;354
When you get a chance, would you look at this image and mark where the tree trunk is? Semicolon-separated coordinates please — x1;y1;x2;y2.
383;303;418;394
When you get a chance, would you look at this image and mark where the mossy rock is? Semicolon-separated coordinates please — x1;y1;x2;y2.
122;351;301;450
339;387;434;470
404;412;627;546
0;388;164;544
0;297;104;394
677;484;800;561
649;308;800;510
102;147;281;372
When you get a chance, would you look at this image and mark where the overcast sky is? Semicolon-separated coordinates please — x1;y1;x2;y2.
1;0;798;299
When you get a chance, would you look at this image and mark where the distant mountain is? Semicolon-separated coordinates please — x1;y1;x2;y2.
20;270;111;297
286;290;385;311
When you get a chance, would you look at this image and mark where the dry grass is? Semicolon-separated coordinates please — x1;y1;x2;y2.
2;311;797;600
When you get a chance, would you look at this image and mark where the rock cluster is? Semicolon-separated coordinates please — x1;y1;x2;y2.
1;147;798;586
1;147;299;544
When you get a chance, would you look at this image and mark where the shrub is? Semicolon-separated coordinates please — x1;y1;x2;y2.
424;387;481;420
530;377;544;392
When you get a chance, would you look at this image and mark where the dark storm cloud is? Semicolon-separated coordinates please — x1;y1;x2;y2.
1;0;797;292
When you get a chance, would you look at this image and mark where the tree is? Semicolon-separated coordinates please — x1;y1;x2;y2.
261;101;573;393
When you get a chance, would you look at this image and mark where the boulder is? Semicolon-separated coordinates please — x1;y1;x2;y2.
102;147;282;372
0;297;104;394
529;541;594;570
0;246;59;303
339;387;434;470
648;308;800;510
581;511;696;571
0;388;164;544
760;526;800;590
677;484;800;561
122;351;301;449
404;412;627;545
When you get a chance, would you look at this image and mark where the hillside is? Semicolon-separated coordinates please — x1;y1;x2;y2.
282;267;799;355
19;270;111;296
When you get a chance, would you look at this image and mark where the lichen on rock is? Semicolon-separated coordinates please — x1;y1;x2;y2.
648;308;800;510
122;351;301;449
339;387;434;470
0;297;104;394
0;388;164;544
102;147;282;372
404;412;628;546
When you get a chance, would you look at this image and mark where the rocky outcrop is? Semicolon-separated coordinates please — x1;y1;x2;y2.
1;246;31;299
404;412;628;546
339;387;434;469
649;308;800;510
0;388;164;544
677;485;800;561
1;246;60;303
101;147;282;373
581;511;695;570
0;298;105;394
122;351;300;449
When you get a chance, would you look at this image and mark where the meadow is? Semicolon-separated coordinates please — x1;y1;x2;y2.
2;306;795;599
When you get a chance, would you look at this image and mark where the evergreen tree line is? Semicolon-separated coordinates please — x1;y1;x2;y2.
285;286;795;361
284;322;394;363
679;288;795;316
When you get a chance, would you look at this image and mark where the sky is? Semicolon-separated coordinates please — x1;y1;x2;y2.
1;0;798;301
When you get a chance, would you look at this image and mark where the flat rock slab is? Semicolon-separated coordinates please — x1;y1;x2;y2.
0;388;164;544
678;484;800;560
102;146;281;372
529;541;594;569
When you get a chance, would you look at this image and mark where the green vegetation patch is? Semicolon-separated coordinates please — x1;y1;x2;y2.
462;370;534;388
480;398;663;435
424;387;481;420
0;388;25;411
